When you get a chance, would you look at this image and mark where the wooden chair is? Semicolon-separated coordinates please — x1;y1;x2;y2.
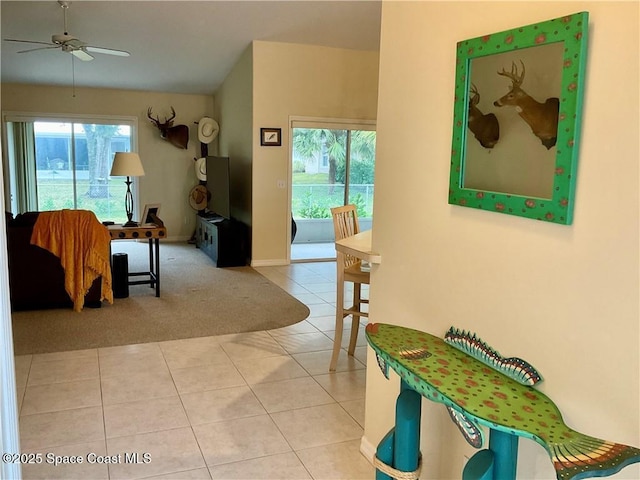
330;204;369;371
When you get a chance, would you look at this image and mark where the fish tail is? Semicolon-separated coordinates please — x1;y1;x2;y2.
549;429;640;480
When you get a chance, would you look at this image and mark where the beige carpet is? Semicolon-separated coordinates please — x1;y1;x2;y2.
12;242;310;355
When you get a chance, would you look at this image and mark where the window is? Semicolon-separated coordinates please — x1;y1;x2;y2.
4;115;137;223
289;117;376;261
291;121;376;221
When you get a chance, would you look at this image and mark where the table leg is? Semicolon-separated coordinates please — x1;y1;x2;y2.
373;380;422;479
376;429;395;480
154;238;160;297
488;429;518;480
463;450;494;480
462;429;517;480
395;383;421;474
148;239;154;289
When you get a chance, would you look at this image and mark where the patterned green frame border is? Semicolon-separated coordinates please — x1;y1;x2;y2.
448;12;589;225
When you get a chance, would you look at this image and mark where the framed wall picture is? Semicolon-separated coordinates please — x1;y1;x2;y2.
141;203;161;225
260;128;281;146
448;12;589;224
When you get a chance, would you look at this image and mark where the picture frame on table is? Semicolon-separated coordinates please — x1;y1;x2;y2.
447;12;589;225
141;203;161;226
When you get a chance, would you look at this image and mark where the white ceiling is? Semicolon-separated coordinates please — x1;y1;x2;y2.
1;0;381;95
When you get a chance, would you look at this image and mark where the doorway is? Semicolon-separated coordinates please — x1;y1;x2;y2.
290;118;376;262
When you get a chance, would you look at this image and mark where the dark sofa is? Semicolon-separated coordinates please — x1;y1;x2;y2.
5;211;102;311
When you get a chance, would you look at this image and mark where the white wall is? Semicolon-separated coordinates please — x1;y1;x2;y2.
251;41;379;265
366;2;639;479
1;84;213;240
0;141;20;479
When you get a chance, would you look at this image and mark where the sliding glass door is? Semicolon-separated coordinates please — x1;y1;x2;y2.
5;116;134;223
290;119;376;261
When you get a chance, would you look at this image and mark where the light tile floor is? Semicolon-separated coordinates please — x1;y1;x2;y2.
14;261;373;480
290;243;335;262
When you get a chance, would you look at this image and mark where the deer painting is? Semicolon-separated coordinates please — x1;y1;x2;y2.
147;107;189;149
493;61;559;149
468;84;500;149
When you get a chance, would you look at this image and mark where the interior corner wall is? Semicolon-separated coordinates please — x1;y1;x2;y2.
0;84;214;240
250;41;379;265
214;44;254;234
367;2;639;479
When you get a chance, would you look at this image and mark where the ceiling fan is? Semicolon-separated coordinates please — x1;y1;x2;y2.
4;0;130;62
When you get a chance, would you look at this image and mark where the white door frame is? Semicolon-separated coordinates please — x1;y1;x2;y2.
0;158;22;479
287;116;376;262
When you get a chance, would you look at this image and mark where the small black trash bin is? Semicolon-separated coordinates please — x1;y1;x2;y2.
112;252;129;298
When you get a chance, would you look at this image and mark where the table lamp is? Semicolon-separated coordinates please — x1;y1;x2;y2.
110;152;145;227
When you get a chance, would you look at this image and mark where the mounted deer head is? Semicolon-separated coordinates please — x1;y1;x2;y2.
468;83;500;149
147;107;189;149
493;61;559;149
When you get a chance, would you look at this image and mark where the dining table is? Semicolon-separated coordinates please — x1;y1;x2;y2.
334;229;381;265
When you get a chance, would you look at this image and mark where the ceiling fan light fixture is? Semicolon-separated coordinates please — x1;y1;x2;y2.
5;2;130;61
52;33;73;45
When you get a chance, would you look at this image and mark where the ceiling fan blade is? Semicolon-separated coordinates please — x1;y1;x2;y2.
4;38;54;46
17;46;60;54
71;48;94;62
85;46;130;57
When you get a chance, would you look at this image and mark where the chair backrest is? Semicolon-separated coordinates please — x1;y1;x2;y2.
331;204;361;268
331;204;360;240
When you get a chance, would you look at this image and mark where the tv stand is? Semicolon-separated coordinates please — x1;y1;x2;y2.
202;212;224;221
195;215;247;267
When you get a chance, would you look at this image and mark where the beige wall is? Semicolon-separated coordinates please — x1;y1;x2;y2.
366;2;639;479
215;44;254;230
1;84;213;240
251;41;379;265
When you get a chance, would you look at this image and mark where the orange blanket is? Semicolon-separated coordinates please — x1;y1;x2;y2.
31;209;113;311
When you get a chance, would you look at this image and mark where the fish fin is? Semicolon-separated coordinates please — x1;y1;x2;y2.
444;327;543;386
446;406;484;448
549;430;640;480
375;353;389;379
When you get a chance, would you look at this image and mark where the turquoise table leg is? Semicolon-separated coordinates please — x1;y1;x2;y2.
463;449;494;480
376;429;395;480
395;381;421;475
374;381;422;479
488;429;518;480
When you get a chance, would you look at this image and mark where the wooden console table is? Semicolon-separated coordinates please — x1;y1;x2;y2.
366;323;640;480
108;225;167;297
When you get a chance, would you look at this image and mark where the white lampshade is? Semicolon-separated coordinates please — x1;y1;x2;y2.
110;152;145;177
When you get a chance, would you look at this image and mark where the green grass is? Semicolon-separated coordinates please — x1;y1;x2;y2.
36;176;372;222
292;173;330;184
37;179;128;223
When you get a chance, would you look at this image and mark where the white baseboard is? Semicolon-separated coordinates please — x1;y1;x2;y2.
360;435;377;465
251;259;289;267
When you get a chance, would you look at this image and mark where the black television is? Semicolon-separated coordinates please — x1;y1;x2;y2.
205;156;231;219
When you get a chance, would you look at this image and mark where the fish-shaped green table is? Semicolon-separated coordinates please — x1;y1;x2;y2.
366;323;640;480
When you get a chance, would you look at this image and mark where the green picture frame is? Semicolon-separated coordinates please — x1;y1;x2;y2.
448;12;589;224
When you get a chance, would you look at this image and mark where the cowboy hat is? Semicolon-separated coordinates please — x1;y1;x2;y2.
189;184;209;211
198;117;219;144
194;157;207;181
